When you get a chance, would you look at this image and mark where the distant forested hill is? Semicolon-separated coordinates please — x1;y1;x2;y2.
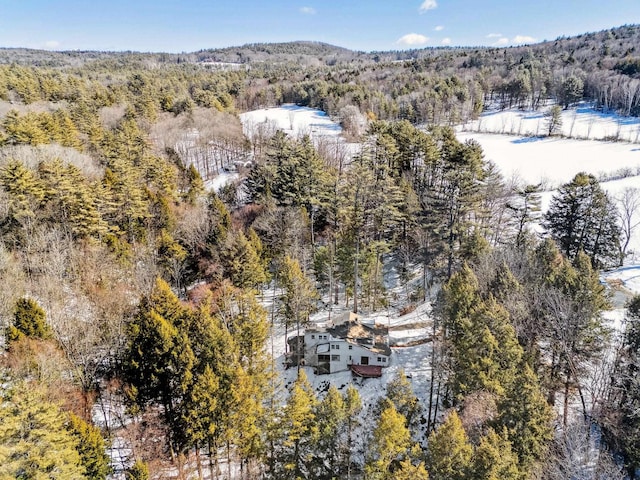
1;25;639;119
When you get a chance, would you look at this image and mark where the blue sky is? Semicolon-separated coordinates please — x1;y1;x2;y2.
0;0;639;52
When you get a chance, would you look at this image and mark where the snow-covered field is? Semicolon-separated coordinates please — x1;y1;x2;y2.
457;131;640;190
458;106;640;261
240;104;343;139
462;104;640;143
239;104;361;157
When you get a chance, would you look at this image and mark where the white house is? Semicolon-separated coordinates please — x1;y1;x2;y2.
300;314;391;375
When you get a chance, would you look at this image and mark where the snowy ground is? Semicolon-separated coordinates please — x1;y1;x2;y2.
457;106;640;260
461;104;640;143
204;171;238;192
240;104;342;140
457;131;640;190
239;104;361;156
268;283;435;449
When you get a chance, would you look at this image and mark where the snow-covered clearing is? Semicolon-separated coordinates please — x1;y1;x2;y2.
240;104;342;139
204;170;238;192
457;131;640;190
239;104;361;156
462;104;640;143
457;107;640;259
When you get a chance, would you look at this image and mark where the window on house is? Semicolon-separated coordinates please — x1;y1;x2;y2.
311;335;315;339
318;354;330;362
377;357;382;362
331;355;340;361
382;357;387;362
348;345;353;350
361;356;369;365
349;356;352;361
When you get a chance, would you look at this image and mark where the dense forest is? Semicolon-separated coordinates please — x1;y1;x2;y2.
0;24;639;479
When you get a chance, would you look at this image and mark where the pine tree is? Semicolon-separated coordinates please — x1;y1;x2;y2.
0;159;45;226
276;370;319;479
229;365;265;477
495;363;553;474
222;230;269;290
384;369;421;433
426;410;472;480
470;428;521;480
67;413;111;480
365;403;413;480
7;296;52;344
278;255;318;361
312;385;346;478
123;279;196;454
180;364;219;466
442;263;481;343
452;296;524;400
544;173;621;268
125;460;150;480
393;458;431;480
0;382;86;479
343;384;363;478
506;183;542;248
610;295;640;476
545;105;563;136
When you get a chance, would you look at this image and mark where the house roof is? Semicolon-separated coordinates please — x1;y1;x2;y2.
329;320;391;356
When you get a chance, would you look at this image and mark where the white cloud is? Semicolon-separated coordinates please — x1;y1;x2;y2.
397;33;430;46
419;0;437;13
434;25;445;31
494;37;509;46
300;6;316;15
44;40;60;49
513;35;536;44
486;33;503;38
441;37;451;45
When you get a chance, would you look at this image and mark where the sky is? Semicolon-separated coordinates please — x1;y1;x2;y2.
0;0;639;53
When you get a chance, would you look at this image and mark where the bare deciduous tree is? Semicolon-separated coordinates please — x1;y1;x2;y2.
616;187;640;262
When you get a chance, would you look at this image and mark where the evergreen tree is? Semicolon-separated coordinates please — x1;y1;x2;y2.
0;382;86;479
125;460;150;480
312;385;346;479
7;296;52;344
229;365;265;477
426;410;472;480
506;183;542;247
603;295;640;476
67;413;111;480
343;384;363;478
365;403;413;480
0;159;45;227
495;363;553;474
278;255;318;360
470;428;521;480
545;105;563;136
442;263;481;343
221;230;269;290
276;370;319;479
384;369;421;434
544;173;621;268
